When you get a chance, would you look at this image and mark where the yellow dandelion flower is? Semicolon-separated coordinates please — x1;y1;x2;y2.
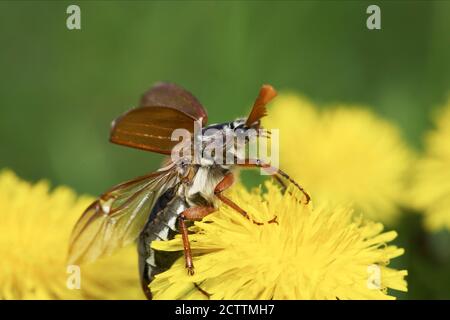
264;94;413;224
149;182;407;300
411;99;450;231
0;169;145;299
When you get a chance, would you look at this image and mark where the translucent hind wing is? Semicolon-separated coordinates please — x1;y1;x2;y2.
68;168;179;265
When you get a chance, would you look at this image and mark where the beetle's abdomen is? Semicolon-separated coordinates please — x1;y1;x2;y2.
138;189;186;299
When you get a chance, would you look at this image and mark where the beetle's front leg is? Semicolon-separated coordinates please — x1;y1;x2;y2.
214;173;277;225
237;159;311;204
179;206;216;275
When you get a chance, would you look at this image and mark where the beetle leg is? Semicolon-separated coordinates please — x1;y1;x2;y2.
182;206;216;221
194;282;211;299
273;174;287;193
237;159;310;204
179;214;195;275
214;173;277;225
179;206;216;276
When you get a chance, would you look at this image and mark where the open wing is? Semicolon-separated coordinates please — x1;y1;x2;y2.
111;83;207;154
68;168;179;265
140;82;208;126
110;106;197;154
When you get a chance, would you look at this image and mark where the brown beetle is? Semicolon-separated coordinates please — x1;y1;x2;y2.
68;83;309;299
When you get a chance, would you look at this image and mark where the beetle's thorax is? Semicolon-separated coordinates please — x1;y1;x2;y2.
179;165;230;208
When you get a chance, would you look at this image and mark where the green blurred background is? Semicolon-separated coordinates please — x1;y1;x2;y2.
0;1;449;299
